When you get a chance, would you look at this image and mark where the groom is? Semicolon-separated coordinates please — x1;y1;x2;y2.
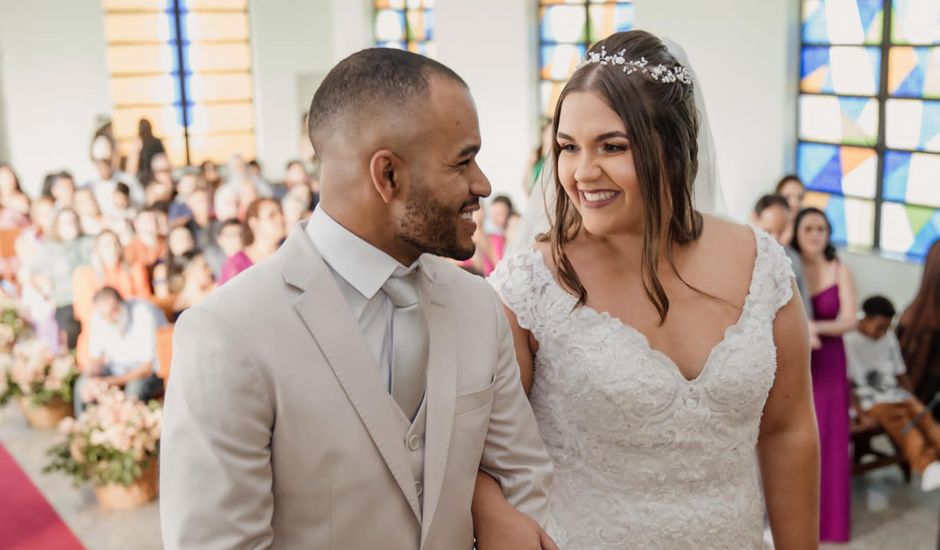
160;48;553;549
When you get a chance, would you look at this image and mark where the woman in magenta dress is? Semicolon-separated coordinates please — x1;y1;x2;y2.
792;207;858;543
218;198;285;285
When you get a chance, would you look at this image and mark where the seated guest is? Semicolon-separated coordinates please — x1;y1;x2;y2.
206;218;244;278
167;225;195;260
847;295;940;491
124;207;167;268
167;251;216;321
27;208;94;350
72;229;152;366
42;171;77;210
218;198;284;284
281;183;313;227
168;172;199;226
111;182;136;223
899;239;940;415
87;156;144;215
73;287;164;416
74;187;105;235
753;194;814;319
0;163;30;210
184;185;219;252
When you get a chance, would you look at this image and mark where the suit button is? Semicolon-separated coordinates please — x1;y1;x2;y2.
415;481;423;496
407;434;422;451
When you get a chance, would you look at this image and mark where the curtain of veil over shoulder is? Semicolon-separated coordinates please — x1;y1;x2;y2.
508;37;727;257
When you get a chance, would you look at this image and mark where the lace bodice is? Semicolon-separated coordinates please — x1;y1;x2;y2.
489;227;793;550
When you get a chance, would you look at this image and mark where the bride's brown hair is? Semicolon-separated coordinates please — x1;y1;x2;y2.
544;30;703;324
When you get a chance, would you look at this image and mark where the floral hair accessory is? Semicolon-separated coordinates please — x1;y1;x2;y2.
578;46;692;85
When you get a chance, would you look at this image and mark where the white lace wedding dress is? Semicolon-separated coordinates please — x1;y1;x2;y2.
488;227;793;549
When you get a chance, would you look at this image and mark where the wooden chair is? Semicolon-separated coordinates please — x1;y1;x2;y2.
851;421;911;482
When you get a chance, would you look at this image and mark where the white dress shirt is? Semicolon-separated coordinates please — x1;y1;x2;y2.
305;206;420;391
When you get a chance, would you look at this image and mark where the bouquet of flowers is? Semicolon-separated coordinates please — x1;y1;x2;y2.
45;381;162;488
1;339;78;407
0;293;27;352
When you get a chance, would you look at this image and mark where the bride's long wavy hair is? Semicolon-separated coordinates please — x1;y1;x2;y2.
542;30;704;324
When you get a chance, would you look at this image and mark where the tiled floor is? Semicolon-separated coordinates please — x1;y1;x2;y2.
1;405;938;549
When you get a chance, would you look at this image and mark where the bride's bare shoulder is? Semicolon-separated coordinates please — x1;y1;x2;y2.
696;214;759;266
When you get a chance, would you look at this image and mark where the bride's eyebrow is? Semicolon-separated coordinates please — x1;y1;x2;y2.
556;131;629;142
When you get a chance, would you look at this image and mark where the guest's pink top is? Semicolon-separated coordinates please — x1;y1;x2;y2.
218;251;253;285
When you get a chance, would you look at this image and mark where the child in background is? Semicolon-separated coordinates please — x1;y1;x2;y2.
845;295;940;492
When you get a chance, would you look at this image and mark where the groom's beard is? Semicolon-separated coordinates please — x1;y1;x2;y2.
396;181;476;262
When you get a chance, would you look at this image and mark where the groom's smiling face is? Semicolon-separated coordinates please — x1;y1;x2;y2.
394;76;491;261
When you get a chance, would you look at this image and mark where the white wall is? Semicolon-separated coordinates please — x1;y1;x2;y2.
249;0;335;180
435;0;536;209
0;0;112;195
634;0;799;222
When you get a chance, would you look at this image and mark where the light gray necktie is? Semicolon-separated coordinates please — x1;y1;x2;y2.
383;271;428;421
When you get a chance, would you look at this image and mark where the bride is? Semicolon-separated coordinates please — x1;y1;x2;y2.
472;31;820;549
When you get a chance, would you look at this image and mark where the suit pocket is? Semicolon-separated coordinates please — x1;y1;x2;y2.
454;377;496;416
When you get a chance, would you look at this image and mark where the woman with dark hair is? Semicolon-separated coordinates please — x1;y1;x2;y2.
129;118;166;183
792;206;857;543
898;239;940;415
478;31;818;548
775;174;805;245
218;198;284;285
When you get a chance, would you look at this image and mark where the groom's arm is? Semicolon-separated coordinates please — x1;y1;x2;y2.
160;307;275;550
477;290;553;524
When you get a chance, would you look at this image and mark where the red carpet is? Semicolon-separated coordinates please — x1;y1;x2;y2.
0;443;84;550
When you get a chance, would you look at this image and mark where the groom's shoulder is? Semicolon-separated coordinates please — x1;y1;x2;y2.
182;258;286;327
422;254;492;296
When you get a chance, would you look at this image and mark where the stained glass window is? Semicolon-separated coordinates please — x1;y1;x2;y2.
103;0;255;167
537;0;634;119
799;0;940;261
374;0;435;57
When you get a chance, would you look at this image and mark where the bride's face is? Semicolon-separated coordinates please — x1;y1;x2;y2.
556;91;643;236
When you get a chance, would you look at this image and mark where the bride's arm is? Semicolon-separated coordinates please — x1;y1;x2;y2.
472;304;554;550
758;281;820;550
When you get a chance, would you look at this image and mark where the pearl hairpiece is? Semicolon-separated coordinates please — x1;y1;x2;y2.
577;46;692;85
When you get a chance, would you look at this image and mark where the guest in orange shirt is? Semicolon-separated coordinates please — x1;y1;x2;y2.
72;229;152;367
124;207;167;268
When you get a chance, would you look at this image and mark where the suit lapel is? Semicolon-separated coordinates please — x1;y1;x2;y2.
418;268;457;545
278;227;421;521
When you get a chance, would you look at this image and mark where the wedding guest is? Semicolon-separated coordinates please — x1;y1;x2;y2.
792;207;857;543
0;163;28;207
846;295;940;491
488;195;514;235
213;186;239;223
525;118;553;196
28;208;94;349
87;157;144;215
753;194;814;319
200;160;222;191
206;218;244;277
129;118;166;185
73;187;105;235
218;198;284;284
124;207;167;269
42;171;77;209
775;175;805;246
899;239;940;416
73;287;163;416
167;225;195;260
167;251;216;321
168;172;199;226
183;186;218;252
72;230;152;356
281;183;313;227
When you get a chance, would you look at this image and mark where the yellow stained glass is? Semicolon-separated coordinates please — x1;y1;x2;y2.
107;44;177;74
110;75;179;106
186;13;249;41
113;106;186;140
104;14;172;42
188;43;251;72
188;74;253;102
187;103;254;134
188;133;256;164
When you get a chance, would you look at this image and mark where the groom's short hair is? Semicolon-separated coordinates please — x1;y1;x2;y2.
307;48;467;151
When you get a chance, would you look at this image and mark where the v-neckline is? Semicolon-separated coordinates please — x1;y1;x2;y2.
529;226;762;384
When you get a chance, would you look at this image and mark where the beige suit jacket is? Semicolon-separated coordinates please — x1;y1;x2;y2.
160;224;552;549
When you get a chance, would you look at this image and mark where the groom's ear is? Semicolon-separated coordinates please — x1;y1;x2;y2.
369;149;403;204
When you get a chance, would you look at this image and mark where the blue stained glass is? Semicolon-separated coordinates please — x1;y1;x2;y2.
798;142;844;194
883;150;912;202
824;194;850;245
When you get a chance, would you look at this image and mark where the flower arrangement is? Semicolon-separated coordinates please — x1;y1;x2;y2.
0;339;78;407
0;293;28;352
45;381;162;488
